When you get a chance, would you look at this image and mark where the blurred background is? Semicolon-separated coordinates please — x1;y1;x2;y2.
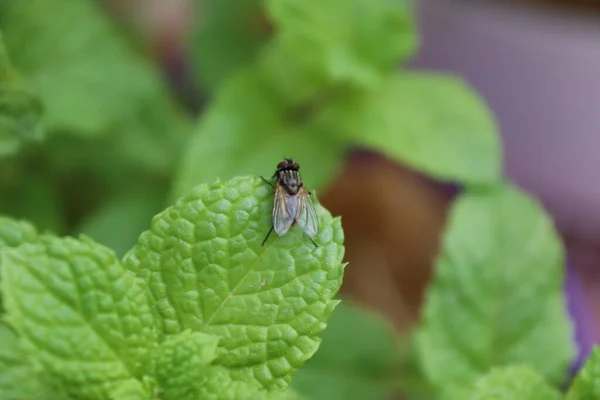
1;0;600;398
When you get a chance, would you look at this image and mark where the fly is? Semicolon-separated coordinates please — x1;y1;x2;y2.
261;159;319;247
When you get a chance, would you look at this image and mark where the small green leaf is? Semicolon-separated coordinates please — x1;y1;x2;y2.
146;331;220;400
468;365;562;400
171;70;345;200
125;175;346;390
291;301;400;400
1;235;157;399
0;32;42;158
567;346;600;399
1;0;173;135
265;0;416;89
416;183;573;394
0;322;49;399
189;0;271;92
316;72;501;186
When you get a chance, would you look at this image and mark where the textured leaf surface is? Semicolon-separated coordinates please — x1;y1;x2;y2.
172;71;345;199
1;235;157;399
0;215;39;312
316;72;501;185
416;184;573;393
265;0;416;88
125;175;346;389
146;330;220;400
0;322;48;400
1;0;170;135
468;366;562;400
0;33;42;158
291;301;400;400
197;366;306;400
567;346;600;399
0;215;38;248
106;378;151;400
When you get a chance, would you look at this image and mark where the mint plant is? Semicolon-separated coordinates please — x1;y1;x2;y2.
0;0;596;399
0;176;345;399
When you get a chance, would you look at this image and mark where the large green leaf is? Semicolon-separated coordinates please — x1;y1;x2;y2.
291;302;401;400
567;346;600;400
416;183;573;394
171;70;345;200
0;322;50;399
316;71;501;186
1;235;158;399
0;0;173;135
124;175;346;390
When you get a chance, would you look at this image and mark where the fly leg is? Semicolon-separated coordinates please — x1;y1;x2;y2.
260;176;275;189
262;226;274;246
307;235;318;248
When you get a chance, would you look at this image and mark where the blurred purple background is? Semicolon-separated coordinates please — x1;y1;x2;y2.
410;0;600;364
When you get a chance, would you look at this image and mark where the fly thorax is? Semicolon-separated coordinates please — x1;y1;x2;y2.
280;170;301;194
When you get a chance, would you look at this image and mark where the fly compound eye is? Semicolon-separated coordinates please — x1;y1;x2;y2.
293;162;300;170
277;161;287;169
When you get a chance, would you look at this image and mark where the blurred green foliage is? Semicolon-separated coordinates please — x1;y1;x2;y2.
0;0;499;250
175;0;501;199
0;0;581;399
0;0;193;252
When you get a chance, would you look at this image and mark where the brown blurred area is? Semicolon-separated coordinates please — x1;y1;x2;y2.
321;151;452;333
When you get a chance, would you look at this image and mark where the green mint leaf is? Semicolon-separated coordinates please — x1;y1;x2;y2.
315;72;501;186
171;70;345;199
0;215;38;312
190;0;270;92
107;378;152;400
567;346;600;399
0;322;49;399
265;0;416;89
416;184;573;394
1;235;157;399
145;330;220;400
291;301;400;400
0;32;42;158
1;0;172;135
197;366;306;400
0;215;38;248
146;331;307;400
468;366;562;400
125;175;346;389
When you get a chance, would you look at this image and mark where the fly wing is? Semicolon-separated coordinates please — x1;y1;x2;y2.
295;186;319;239
273;184;297;236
